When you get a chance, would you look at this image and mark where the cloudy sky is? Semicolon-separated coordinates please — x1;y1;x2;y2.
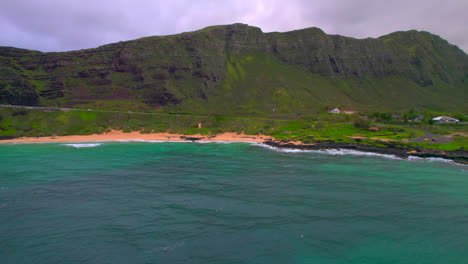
1;0;467;52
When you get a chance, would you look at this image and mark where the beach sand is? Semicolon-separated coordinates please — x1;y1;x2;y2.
0;130;273;144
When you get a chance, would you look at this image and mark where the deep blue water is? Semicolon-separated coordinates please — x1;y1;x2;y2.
0;142;467;263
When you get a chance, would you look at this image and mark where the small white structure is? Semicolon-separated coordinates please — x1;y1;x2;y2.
328;108;340;114
432;116;459;123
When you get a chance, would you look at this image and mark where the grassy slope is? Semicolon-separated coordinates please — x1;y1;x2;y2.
170;51;467;116
1;24;467;115
1;108;467;151
1;27;467;153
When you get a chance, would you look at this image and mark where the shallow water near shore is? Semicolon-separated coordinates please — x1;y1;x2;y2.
1;142;467;263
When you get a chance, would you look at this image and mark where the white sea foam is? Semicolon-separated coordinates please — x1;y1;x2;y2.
408;156;456;164
254;143;400;158
252;143;313;153
63;143;102;148
254;143;464;165
407;156;425;161
57;141;463;166
321;149;400;159
274;148;310;153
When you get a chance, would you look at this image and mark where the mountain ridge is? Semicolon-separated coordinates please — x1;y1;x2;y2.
2;24;466;53
1;23;467;115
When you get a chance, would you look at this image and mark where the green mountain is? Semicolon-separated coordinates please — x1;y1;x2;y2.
1;23;467;116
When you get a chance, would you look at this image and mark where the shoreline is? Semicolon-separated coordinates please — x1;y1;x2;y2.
0;131;273;144
264;140;468;165
1;131;466;164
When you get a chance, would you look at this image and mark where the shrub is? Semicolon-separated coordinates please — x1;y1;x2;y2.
354;119;370;129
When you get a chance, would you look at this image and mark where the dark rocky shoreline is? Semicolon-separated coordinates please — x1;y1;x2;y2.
264;140;468;165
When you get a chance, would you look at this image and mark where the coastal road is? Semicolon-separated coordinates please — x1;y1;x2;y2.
0;104;291;121
0;104;210;117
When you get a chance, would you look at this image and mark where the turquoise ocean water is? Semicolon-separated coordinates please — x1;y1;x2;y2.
0;142;467;264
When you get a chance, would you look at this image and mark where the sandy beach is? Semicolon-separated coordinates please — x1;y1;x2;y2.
0;130;273;144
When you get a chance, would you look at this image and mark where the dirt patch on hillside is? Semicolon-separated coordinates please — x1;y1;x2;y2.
410;132;453;143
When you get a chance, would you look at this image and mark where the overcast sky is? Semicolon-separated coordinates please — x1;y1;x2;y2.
1;0;467;52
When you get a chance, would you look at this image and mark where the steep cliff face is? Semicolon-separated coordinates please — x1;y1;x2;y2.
0;23;467;114
268;28;467;84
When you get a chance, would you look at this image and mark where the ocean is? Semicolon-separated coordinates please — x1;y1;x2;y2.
0;142;467;264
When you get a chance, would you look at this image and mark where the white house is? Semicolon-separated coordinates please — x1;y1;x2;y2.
328;108;340;114
432;116;459;123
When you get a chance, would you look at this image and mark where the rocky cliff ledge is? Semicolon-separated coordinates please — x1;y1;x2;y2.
264;139;468;164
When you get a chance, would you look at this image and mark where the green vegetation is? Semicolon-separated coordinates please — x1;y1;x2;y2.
0;108;283;137
1;108;466;152
413;136;468;151
0;23;466;116
1;24;466;154
266;120;426;143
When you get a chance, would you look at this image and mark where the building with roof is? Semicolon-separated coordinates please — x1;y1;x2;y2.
432;116;459;123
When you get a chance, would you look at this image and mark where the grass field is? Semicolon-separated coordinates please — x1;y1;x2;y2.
1;108;466;151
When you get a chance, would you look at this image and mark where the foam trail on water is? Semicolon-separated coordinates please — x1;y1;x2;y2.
254;144;464;165
63;143;102;148
58;141;462;166
252;143;314;153
408;156;456;164
254;143;400;157
321;149;400;159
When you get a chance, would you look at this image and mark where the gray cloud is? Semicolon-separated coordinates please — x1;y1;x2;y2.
0;0;466;52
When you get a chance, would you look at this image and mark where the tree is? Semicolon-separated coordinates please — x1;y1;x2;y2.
354;118;370;129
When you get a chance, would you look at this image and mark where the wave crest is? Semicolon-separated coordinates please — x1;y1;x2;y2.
63;143;102;148
256;144;465;165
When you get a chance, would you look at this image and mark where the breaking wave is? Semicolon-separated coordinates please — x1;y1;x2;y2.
408;156;456;164
320;149;399;159
254;144;463;165
63;143;102;148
